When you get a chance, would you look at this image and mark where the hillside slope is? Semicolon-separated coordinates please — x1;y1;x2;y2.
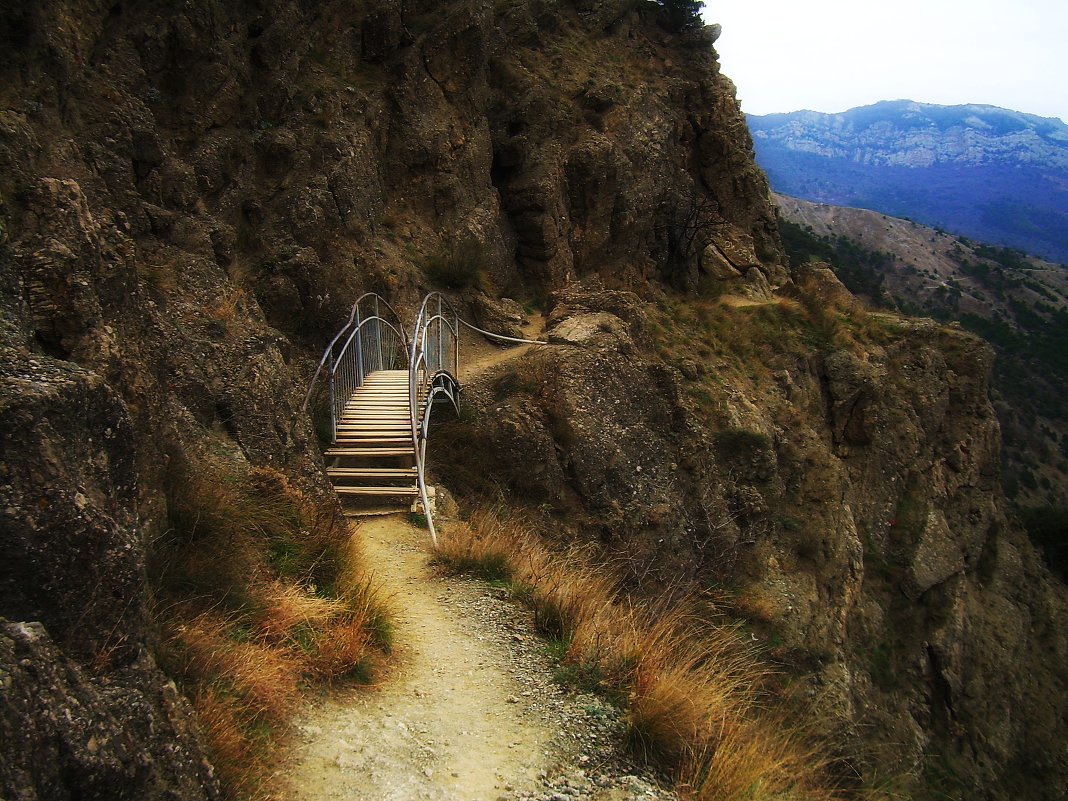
0;0;777;797
775;193;1068;517
748;101;1068;262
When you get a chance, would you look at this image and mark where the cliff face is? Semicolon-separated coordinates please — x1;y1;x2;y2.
444;276;1068;798
0;0;778;796
775;193;1068;516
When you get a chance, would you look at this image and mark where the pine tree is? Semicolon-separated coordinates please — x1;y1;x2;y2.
659;0;704;32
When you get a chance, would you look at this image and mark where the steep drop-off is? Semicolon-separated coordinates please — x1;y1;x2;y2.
774;193;1068;518
438;277;1068;799
0;1;1065;800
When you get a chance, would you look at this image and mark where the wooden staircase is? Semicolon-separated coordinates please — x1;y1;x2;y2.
324;369;419;509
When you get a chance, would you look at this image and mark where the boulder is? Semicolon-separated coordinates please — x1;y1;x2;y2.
906;510;965;598
470;293;528;340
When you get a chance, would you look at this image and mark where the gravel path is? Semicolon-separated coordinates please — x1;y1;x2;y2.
284;515;677;801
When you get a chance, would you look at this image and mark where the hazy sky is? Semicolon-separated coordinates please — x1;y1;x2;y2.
705;0;1068;122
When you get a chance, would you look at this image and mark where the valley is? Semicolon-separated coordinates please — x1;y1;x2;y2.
749;101;1068;263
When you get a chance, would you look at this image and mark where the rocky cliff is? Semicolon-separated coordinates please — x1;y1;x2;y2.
0;1;1065;800
443;277;1068;799
775;194;1068;519
0;0;778;797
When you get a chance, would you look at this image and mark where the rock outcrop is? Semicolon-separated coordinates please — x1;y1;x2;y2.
442;281;1068;799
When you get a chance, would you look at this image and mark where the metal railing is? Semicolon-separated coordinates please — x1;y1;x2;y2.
409;292;460;545
305;291;545;545
303;293;409;443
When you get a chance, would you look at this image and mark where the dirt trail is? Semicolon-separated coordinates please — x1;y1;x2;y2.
286;516;553;800
457;316;547;384
286;313;675;801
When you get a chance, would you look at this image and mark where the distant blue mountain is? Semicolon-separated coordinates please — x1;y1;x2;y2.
747;100;1068;263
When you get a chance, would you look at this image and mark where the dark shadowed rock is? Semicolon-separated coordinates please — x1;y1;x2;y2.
0;619;218;801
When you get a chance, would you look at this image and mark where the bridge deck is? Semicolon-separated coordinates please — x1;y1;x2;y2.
324;370;419;503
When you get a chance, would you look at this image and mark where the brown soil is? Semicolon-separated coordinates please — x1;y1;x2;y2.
457;316;548;384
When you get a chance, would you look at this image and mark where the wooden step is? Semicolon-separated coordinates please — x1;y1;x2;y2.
336;432;412;439
334;442;412;450
333;486;420;496
337;422;412;431
338;425;410;432
327;467;417;478
337;421;412;428
333;442;412;448
335;430;412;437
325;447;415;457
337;421;411;428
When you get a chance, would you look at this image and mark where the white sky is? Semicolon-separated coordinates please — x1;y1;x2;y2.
705;0;1068;122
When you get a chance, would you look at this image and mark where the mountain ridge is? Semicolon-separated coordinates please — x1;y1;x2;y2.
748;100;1068;262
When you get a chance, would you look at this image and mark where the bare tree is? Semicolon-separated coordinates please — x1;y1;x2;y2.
658;183;722;290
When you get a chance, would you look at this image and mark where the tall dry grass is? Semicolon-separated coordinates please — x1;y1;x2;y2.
434;509;842;801
149;456;391;800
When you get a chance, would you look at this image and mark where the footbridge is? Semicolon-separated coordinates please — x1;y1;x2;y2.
304;292;540;543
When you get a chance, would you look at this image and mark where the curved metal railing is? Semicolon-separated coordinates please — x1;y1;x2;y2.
409;292;461;545
306;290;546;545
303;293;409;443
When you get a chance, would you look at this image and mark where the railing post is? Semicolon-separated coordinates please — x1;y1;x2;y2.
328;368;337;444
355;304;364;385
373;296;381;372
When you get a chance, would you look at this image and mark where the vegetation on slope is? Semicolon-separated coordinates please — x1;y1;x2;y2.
435;509;838;801
778;216;1068;580
149;453;391;800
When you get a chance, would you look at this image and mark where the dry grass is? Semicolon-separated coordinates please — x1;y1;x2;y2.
149;455;391;800
434;509;846;801
209;286;249;323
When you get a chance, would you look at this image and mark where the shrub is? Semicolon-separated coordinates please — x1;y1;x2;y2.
656;0;705;32
1020;505;1068;581
422;240;487;290
149;455;391;800
713;427;772;461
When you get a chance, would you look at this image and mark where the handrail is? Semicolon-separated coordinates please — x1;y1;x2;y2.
306;290;547;545
409;292;460;545
458;318;547;345
303;293;409;443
